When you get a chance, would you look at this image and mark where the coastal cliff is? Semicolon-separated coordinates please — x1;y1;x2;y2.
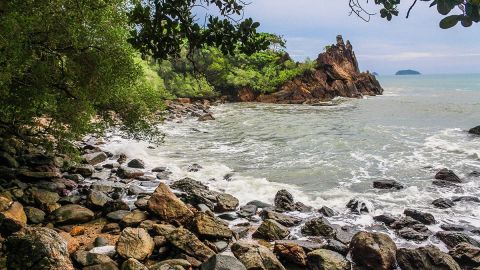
235;35;383;103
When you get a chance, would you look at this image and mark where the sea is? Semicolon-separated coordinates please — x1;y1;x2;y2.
104;74;480;248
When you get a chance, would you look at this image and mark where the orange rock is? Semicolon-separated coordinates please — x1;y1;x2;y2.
69;226;85;236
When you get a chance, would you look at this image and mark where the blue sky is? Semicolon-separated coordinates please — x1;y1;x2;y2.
233;0;480;75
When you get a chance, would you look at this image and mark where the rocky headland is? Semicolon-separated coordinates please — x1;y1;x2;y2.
0;106;479;270
231;35;384;104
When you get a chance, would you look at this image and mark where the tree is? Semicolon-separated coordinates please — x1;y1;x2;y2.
350;0;480;29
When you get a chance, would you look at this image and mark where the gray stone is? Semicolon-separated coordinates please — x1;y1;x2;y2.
200;255;246;270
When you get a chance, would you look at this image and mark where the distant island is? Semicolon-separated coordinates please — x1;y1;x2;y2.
395;69;421;75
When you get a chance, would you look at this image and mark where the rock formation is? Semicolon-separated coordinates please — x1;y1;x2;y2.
234;35;383;103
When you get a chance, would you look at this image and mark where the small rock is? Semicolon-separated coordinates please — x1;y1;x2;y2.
117;166;144;179
231;240;286;270
94;236;109;247
373;214;398;226
252;219;290;241
87;190;112;208
404;209;436;225
166;227;215;262
187;163;203;172
349;231;397;270
82;152;108;165
0;198;27;234
247;200;272;209
373;179;404;190
71;164;95;177
50;204;94;225
301;217;336;237
116;227;154;260
468;125;480;135
452;196;480;203
432;198;455;209
346;198;371;214
127;159;145;169
190;212;232;239
274;189;295;212
398;227;430;241
449;242;480;269
237;204;257;218
120;211;148;228
259;210;301;227
435;168;462;183
436;231;480;249
274;241;307;267
24;206;45;224
200;255;246;270
318;206;336;217
121;258;148;270
307;249;350;270
214;193;239;212
147;183;193;224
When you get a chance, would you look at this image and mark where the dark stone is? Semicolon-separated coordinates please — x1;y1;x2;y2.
200;255;246;270
127;159;145;169
397;245;461;270
469;125;480;135
301;217;336;237
398;227;430;241
452;196;480;203
373;179;404;190
252;219;290;241
318;206;335;217
374;214;398;226
346;198;370;214
441;224;465;231
349;231;397;270
274;189;295;212
435;168;462;183
404;209;436;225
259;210;301;227
432;198;455;209
436;231;480;249
246;200;272;209
449;242;480;269
187;163;203;172
237;204;257;218
433;180;460;188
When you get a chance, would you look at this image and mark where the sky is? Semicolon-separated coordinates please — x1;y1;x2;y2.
224;0;480;75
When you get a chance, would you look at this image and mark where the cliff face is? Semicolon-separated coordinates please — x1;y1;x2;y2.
236;35;383;104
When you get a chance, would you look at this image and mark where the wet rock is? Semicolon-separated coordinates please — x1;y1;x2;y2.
404;209;436;225
389;216;424;230
87;190;112;208
332;225;355;245
452;196;480;203
128;185;146;195
398;227;430;241
166;227;216;262
435;168;462;183
433;180;460;188
121;258;148;270
188;163;203;172
373;214;398;226
349;231;397;270
147;183;193;224
117;166;144;179
237;204;258;218
397;245;461;270
469;171;480;177
127;159;145;169
307;249;350;270
259;210;301;227
171;177;219;209
94;236;109;247
50;204;94;225
469;125;480;135
82;152;108;165
6;227;74;270
0;197;27;234
71;164;95;177
432;198;455;209
441;224;465;231
346;198;371;214
103;200;130;214
116;227;154;260
59;195;82;205
274;189;295;212
323;239;349;256
231;240;286;270
218;213;238;221
24;206;45;224
449;242;480;269
373;179;404;190
252;219;290;241
318;206;336;217
198;113;215;121
274;241;307;267
215;193;239;212
301;217;336;237
201;254;246;270
436;231;480;249
247;200;273;209
120;211;148;228
190;212;233;239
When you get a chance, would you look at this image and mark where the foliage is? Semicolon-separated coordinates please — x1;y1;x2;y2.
0;0;165;152
127;0;270;60
350;0;480;28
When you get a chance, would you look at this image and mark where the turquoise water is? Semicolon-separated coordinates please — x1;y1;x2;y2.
106;74;480;246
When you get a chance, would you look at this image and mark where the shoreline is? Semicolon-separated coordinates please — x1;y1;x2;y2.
0;101;479;269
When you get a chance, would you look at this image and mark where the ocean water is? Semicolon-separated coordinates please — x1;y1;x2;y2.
104;74;480;247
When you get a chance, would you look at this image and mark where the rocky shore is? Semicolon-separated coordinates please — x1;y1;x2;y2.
0;108;479;270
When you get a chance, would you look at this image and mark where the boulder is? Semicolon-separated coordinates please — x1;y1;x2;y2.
24;206;46;224
432;198;455;209
397;245;461;270
121;258;148;270
71;164;95;177
349;231;397;270
87;190;112;208
274;189;295;212
252;219;290;241
116;227;154;260
190;212;233;239
307;249;350;270
237;204;258;218
0;198;27;234
274;241;307;267
82;152;108;165
231;240;286;270
126;159;144;169
301;217;336;237
200;255;247;270
117;166;144;179
6;227;74;270
166;227;216;262
404;209;436;225
147;183;193;224
436;231;480;249
259;210;301;227
318;206;336;217
435;168;462;183
373;179;404;190
373;214;398;226
215;193;239;212
469;125;480;135
346;198;371;214
49;204;94;225
449;242;480;269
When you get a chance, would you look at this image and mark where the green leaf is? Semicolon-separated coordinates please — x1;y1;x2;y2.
439;15;461;28
437;0;456;15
